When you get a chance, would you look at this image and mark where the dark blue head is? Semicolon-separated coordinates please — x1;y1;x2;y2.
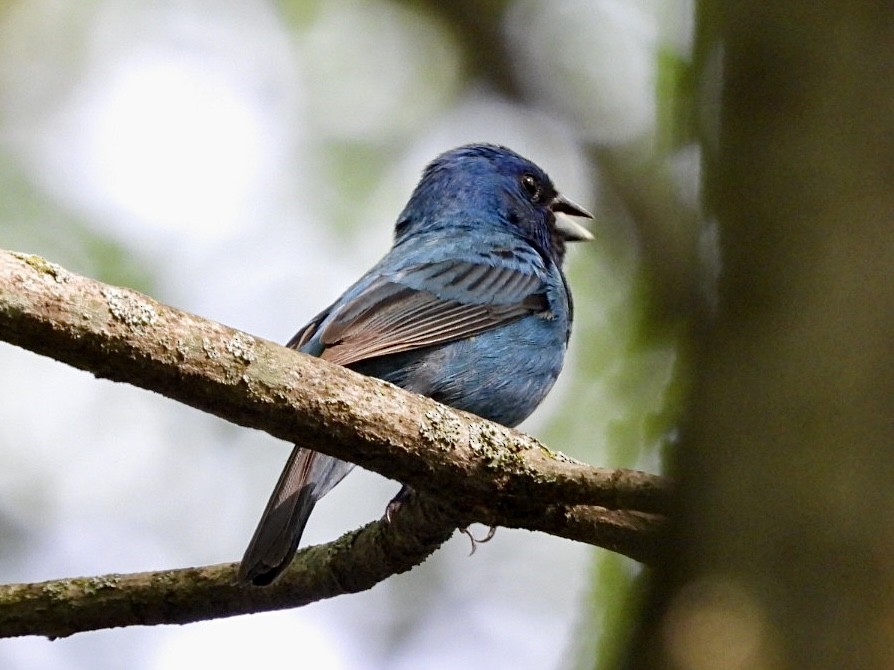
395;144;593;265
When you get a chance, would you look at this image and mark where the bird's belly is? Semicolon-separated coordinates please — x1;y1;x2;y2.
350;315;567;428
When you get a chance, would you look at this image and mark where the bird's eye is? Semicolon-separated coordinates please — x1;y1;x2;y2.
521;174;543;203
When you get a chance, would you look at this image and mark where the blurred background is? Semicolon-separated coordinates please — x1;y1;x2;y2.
0;1;695;668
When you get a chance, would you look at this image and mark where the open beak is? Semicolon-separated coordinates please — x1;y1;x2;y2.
551;194;595;241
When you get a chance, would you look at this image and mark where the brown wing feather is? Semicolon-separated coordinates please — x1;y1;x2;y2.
318;288;545;367
283;261;548;368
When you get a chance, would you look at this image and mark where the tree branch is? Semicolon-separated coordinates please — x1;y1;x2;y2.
0;496;662;639
0;248;668;637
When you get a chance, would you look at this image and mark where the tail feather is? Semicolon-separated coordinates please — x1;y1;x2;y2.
238;446;354;586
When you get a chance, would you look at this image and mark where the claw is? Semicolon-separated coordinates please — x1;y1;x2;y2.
384;485;413;523
385;498;402;523
460;525;497;555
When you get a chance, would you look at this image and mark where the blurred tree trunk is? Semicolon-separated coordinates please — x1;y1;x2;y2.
626;2;894;668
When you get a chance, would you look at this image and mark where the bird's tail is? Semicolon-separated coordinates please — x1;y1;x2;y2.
238;446;354;586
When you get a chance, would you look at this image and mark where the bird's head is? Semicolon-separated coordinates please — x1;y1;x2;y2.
396;144;593;265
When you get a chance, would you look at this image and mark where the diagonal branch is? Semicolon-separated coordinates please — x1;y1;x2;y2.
0;249;669;514
0;248;669;637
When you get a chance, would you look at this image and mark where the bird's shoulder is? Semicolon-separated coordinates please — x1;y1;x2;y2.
383;227;553;297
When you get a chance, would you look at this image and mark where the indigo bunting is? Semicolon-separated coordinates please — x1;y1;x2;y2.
239;144;593;586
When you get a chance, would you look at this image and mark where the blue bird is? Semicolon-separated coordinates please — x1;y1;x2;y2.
239;144;593;585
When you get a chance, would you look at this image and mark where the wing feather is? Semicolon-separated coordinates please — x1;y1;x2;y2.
301;259;548;368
